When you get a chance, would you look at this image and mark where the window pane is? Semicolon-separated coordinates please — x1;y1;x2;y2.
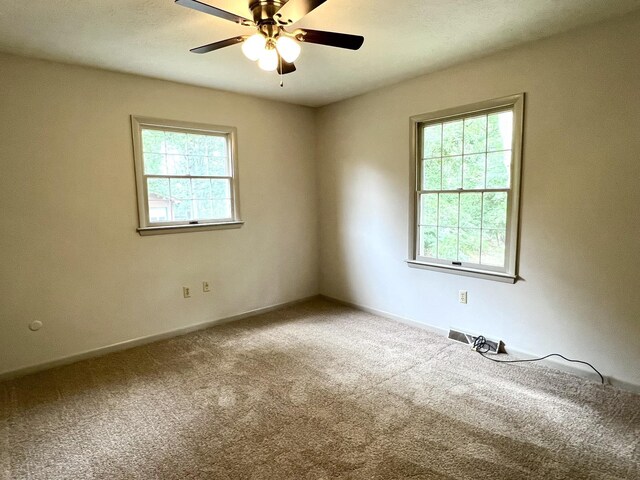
482;192;507;229
459;228;481;264
419;226;437;257
462;154;485;190
442;155;462;190
209;156;229;177
442;120;463;156
143;153;166;175
423;124;442;158
162;132;189;175
487;110;513;152
206;135;228;158
420;194;438;226
463;115;487;154
192;179;212;199
149;207;169;223
438;193;459;228
170;178;191;200
165;132;189;152
141;129;165;154
166;154;189;176
188;134;208;156
481;229;506;267
486;151;511;188
172;200;193;221
423;159;441;190
147;177;170;199
212;199;232;219
194;200;214;220
147;178;172;224
188;155;209;176
459;193;482;228
438;227;458;261
206;135;230;176
211;179;231;199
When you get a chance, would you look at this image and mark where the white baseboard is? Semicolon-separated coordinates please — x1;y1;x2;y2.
320;295;448;336
5;293;638;393
320;295;640;393
0;295;320;382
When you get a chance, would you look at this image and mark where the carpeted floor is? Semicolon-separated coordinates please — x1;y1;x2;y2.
1;298;639;479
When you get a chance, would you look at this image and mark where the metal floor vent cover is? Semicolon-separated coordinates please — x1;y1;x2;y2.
448;328;503;354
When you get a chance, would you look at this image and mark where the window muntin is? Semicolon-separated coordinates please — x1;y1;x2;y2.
131;117;240;232
410;95;523;279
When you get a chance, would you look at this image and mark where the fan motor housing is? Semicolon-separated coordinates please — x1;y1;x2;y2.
249;0;287;24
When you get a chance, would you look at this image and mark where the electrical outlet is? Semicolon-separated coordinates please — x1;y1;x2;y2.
183;286;191;298
202;281;210;293
458;290;468;304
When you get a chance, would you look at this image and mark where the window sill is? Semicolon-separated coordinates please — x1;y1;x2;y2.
137;221;244;236
406;260;517;283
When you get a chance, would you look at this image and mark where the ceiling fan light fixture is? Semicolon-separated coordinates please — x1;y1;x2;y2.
241;33;267;61
177;0;365;76
276;35;301;63
258;45;279;71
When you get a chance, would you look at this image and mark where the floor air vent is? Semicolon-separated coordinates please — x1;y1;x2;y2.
448;328;503;354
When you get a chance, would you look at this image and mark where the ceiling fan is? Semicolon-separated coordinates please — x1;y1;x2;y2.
175;0;364;75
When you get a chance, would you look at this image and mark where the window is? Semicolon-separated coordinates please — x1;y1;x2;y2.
409;94;524;282
131;116;242;235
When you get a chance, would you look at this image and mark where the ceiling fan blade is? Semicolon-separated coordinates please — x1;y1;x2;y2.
175;0;252;26
277;56;297;75
297;29;364;50
190;36;244;54
274;0;328;25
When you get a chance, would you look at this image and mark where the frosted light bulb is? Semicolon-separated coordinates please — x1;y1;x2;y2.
258;47;278;71
276;36;301;63
242;34;266;61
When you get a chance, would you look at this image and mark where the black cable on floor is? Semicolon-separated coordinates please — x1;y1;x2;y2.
472;336;605;384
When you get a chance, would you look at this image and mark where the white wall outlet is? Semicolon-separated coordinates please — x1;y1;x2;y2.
183;286;191;298
458;290;468;304
202;281;210;293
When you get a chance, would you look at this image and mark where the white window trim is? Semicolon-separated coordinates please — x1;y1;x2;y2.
407;94;525;283
131;116;243;236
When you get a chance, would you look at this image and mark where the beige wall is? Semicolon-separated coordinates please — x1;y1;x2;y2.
0;53;319;375
2;11;639;388
316;12;640;387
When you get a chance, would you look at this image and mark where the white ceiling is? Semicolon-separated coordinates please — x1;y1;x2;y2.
1;0;639;107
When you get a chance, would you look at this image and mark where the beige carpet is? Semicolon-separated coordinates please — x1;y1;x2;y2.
1;298;639;479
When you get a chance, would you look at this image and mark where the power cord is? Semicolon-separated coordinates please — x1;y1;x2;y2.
472;336;605;384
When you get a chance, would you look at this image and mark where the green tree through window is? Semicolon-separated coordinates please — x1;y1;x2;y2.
141;129;233;223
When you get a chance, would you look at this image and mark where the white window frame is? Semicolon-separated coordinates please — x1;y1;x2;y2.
131;116;243;236
408;94;524;283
